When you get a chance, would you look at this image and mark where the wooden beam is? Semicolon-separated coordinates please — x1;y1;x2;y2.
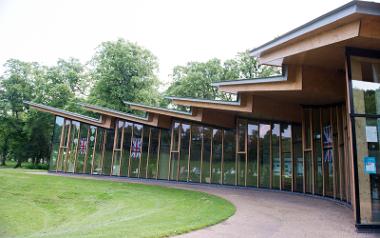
217;65;302;94
259;21;360;65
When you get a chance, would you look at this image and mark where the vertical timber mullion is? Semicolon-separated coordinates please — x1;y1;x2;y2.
168;123;174;180
56;119;66;172
110;121;119;176
82;126;91;173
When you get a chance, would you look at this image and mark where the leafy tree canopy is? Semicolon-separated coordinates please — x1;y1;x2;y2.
88;39;161;111
165;50;280;101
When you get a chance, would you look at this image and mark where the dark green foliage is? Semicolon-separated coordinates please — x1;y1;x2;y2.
89;39;161;111
165;50;280;101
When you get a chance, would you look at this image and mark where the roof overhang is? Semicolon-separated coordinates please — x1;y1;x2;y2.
165;94;253;113
24;101;113;129
251;1;380;66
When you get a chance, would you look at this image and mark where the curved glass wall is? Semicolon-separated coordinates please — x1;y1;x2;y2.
348;53;380;225
49;109;350;205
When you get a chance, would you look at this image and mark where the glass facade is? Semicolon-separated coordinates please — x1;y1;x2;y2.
49;112;350;204
349;53;380;225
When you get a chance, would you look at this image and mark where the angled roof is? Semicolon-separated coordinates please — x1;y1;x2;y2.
166;95;254;113
24;101;112;128
124;101;193;116
250;1;380;57
79;103;150;121
165;96;240;106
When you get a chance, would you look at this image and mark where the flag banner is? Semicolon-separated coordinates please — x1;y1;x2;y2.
79;138;88;155
324;148;333;163
131;137;142;159
323;125;332;147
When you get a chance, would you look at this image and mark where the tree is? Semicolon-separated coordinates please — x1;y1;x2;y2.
165;50;280;101
88;39;161;111
166;59;225;100
0;58;86;167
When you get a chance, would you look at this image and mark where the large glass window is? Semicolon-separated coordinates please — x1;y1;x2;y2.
85;126;97;174
102;129;114;175
92;128;104;175
50;117;64;171
202;127;212;183
111;121;123;176
130;124;143;178
237;122;246;186
121;122;132;176
158;129;170;180
259;124;271;188
189;125;202;182
337;107;346;200
272;123;280;189
281;124;292;191
313;109;323;195
304;109;313;193
147;128;159;179
223;129;236;185
66;121;80;173
247;123;258;187
170;122;180;180
211;129;223;184
322;108;334;197
57;119;71;172
293;125;303;192
139;127;150;178
350;54;380;224
179;123;191;181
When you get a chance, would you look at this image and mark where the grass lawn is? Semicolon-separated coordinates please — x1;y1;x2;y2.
0;169;235;238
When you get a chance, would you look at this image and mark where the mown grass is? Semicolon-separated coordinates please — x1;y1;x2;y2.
0;169;235;238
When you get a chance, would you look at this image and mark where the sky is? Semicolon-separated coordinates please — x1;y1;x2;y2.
0;0;375;90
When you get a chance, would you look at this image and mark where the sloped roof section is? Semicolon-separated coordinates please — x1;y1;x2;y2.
24;101;112;128
250;1;380;58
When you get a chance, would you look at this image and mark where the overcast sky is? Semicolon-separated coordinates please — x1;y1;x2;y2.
0;0;375;89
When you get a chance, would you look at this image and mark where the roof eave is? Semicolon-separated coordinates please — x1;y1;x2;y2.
250;1;380;57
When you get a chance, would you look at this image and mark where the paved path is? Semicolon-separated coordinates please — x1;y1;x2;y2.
35;172;379;238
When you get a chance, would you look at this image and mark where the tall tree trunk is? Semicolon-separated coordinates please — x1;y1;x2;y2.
0;155;5;166
14;159;22;168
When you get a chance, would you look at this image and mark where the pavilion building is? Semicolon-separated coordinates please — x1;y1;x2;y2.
26;0;380;230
